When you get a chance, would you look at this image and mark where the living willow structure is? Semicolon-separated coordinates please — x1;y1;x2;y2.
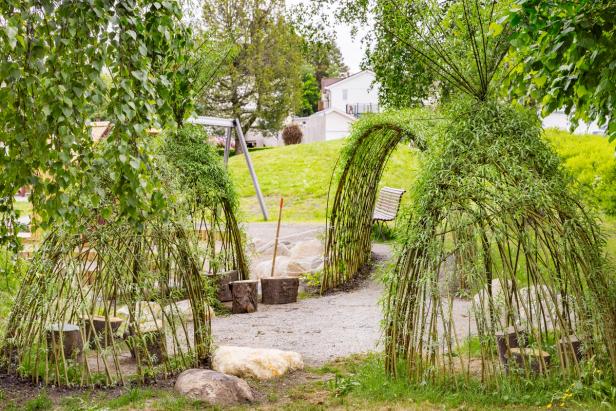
0;126;247;386
161;126;248;280
1;217;211;386
323;0;616;383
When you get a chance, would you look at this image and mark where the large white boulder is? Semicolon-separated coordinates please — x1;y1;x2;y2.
175;369;254;405
290;239;323;260
259;242;291;257
117;301;163;325
212;346;304;380
469;280;512;327
254;256;316;278
163;299;215;322
254;256;291;278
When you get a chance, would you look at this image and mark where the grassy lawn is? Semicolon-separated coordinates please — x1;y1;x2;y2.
229;129;616;259
227;139;420;222
4;354;608;410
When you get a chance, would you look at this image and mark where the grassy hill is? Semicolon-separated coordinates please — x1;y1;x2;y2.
228;139;420;222
228;129;616;221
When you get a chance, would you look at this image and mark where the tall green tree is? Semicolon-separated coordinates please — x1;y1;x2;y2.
0;1;190;245
200;0;303;149
506;0;616;141
298;66;321;116
302;38;349;87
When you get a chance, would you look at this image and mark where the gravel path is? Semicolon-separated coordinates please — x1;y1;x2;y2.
212;223;386;365
212;223;474;366
211;279;384;366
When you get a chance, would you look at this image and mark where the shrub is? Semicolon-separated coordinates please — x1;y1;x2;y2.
282;124;303;145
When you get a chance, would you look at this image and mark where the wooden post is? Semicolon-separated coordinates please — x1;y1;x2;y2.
207;270;239;302
558;335;583;368
509;347;550;374
230;280;258;314
83;315;123;348
271;197;284;277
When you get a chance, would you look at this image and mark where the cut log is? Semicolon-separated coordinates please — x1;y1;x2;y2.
207;270;239;302
46;323;83;363
83;315;123;348
558;335;583;367
230;280;258;314
509;347;550;374
127;330;167;365
261;277;299;305
495;325;527;371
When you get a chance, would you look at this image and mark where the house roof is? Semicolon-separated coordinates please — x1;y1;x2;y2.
323;70;376;90
321;77;343;89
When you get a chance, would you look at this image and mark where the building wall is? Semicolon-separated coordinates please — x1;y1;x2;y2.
324;111;354;141
294;113;326;144
327;72;380;113
293;110;355;143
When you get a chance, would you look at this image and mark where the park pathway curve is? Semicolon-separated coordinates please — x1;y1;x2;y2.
211;222;389;365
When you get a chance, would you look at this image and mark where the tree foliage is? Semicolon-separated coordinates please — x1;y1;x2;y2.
321;0;511;105
301;38;349;86
298;66;321;116
506;0;616;141
0;0;190;244
200;0;303;140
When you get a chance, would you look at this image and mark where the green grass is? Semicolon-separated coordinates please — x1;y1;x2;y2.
544;128;616;214
228;139;420;222
37;354;613;410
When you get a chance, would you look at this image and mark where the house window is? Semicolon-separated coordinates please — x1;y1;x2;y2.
342;89;348;100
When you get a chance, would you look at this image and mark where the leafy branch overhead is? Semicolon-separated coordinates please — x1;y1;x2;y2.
505;0;616;141
0;0;192;242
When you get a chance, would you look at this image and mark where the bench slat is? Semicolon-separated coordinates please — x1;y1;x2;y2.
372;186;405;222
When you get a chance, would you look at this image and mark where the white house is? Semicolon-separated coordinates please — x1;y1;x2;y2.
321;70;380;117
291;70;380;142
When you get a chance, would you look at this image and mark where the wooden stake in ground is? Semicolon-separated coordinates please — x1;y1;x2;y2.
270;197;284;277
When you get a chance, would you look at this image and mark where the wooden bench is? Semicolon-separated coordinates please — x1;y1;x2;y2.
372;187;406;239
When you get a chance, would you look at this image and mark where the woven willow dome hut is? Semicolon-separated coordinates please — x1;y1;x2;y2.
323;0;616;383
384;101;616;382
1;218;212;386
161;125;248;281
0;126;249;387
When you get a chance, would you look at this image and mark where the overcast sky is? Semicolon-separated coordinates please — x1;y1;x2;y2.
287;0;367;73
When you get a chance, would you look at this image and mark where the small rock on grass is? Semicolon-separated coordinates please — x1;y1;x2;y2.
175;369;254;405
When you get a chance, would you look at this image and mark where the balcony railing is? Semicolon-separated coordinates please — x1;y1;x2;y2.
346;103;379;118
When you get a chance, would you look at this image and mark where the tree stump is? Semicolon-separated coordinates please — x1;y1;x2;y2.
46;323;83;363
127;330;167;365
261;277;299;304
83;315;123;348
509;347;550;374
230;280;258;314
558;335;583;367
495;325;526;371
207;270;239;302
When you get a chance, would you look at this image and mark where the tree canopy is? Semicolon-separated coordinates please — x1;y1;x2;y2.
506;0;616;141
199;0;303;140
0;0;191;245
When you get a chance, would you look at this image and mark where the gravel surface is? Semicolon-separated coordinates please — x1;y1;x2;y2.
213;223;474;366
212;279;384;366
212;222;385;365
